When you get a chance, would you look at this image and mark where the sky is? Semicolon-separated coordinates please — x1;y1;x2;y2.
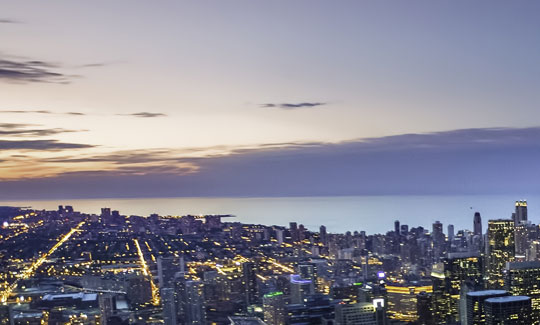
1;1;540;199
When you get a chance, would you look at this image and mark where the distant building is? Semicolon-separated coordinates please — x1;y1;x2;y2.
474;212;483;236
448;224;455;242
320;225;328;246
290;222;299;242
513;200;528;226
432;221;445;262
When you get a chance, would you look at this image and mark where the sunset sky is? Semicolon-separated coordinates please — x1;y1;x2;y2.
1;1;540;199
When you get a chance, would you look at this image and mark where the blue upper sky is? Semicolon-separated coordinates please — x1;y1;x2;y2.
0;1;539;198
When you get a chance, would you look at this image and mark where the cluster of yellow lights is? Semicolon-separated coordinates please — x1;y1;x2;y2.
133;239;160;306
1;222;85;303
267;258;294;273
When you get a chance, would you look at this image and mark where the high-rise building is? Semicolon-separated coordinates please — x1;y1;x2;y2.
514;222;535;258
432;221;445;262
386;282;432;322
514;200;528;226
448;224;455;242
290;222;299;242
99;293;115;325
242;262;259;306
320;225;328;246
401;225;409;236
183;280;206;325
290;274;314;304
157;255;185;289
484;296;531;325
474;212;483;236
101;208;111;218
298;263;317;293
263;291;285;325
416;291;433;325
395;220;401;235
276;228;284;245
162;287;177;325
286;294;336;324
465;290;509;325
505;261;540;324
431;252;484;324
127;275;152;307
486;219;515;289
335;302;385;325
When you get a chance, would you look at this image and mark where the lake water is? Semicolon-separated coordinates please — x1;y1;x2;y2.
0;195;535;234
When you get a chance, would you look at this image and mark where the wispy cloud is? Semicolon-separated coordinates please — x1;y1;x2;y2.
0;139;95;151
0;123;84;137
0;110;86;115
0;58;71;84
261;102;327;109
0;18;20;24
119;112;168;118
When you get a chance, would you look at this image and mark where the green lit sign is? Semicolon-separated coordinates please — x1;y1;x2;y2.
264;291;284;298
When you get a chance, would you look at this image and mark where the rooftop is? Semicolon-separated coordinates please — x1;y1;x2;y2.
467;290;507;297
485;296;531;304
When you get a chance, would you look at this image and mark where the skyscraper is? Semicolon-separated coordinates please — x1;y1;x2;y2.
514;200;528;226
486;219;515;289
263;291;286;325
162;287;177;325
432;221;445;262
320;225;328;246
474;212;483;236
157;255;185;289
290;222;299;242
448;224;455;242
242;262;259;306
431;252;484;324
416;291;433;325
183;280;206;325
290;274;314;304
505;261;540;324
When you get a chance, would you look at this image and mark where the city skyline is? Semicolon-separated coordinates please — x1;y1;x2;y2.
2;1;540;198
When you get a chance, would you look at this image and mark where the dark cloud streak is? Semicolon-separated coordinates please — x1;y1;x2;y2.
0;59;70;84
0;110;86;115
119;112;168;118
0;139;95;151
0;123;84;137
0;19;20;24
262;102;327;109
